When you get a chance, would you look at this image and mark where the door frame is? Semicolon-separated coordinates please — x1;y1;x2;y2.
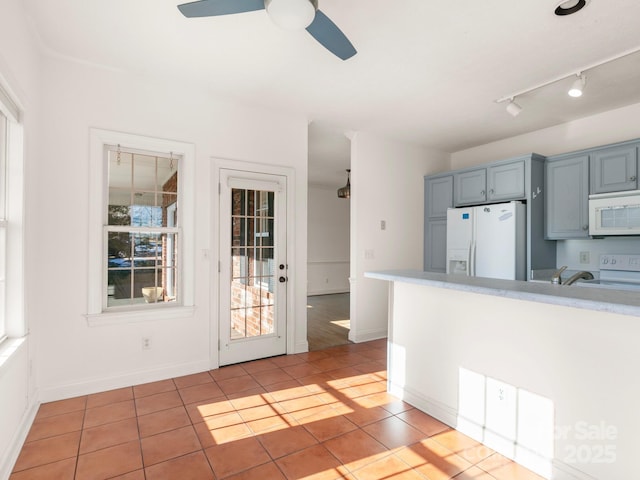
211;158;298;370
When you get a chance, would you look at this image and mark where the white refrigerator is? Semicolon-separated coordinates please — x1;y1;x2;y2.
446;201;526;280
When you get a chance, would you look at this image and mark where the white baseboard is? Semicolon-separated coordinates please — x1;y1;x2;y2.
388;382;594;480
0;396;39;480
551;460;600;480
307;288;350;296
39;359;211;403
348;328;387;344
292;340;309;354
388;381;458;427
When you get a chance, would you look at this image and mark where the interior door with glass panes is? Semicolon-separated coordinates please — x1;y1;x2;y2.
219;169;287;366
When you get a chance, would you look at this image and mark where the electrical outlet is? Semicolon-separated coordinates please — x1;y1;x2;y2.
579;251;590;264
142;337;152;350
380;220;386;230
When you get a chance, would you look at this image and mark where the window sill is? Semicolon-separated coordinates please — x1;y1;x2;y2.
85;305;196;327
0;336;27;378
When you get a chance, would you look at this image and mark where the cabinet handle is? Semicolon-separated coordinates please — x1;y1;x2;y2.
490;189;494;194
630;176;637;181
481;190;486;196
583;225;589;231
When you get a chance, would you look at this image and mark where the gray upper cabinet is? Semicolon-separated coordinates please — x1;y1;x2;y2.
487;160;526;201
425;175;453;217
454;160;525;206
545;154;590;239
455;169;487;205
590;145;638;194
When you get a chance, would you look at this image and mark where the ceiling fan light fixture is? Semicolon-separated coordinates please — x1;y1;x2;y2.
265;0;317;30
554;0;588;16
506;98;522;117
568;73;586;97
337;169;351;199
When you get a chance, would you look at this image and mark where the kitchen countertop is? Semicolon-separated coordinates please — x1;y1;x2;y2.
365;269;640;317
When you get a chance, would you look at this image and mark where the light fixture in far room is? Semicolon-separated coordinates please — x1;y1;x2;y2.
337;169;351;199
264;0;317;30
568;73;586;97
506;98;523;117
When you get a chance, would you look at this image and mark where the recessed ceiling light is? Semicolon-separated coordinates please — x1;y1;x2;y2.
555;0;588;16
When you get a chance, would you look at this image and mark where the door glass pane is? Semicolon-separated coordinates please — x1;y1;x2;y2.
229;187;277;340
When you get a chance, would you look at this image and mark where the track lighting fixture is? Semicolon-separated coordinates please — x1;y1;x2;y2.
506;98;522;117
496;46;640;116
568;73;586;97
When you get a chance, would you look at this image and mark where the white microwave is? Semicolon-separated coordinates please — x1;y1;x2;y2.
589;190;640;235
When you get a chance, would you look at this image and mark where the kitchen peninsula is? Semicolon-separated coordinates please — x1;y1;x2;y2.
366;269;640;480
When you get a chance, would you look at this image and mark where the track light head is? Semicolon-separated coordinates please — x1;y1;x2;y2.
506;98;522;117
568;73;586;97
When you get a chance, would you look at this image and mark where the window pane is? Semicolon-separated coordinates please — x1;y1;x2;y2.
232;248;245;278
108;150;132;190
163;195;178;227
133;154;157;191
108;232;131;263
136;268;160;303
0;112;6;220
105;145;180;310
232;189;245;216
133;233;160;267
108;269;132;305
158;157;177;193
232;217;245;247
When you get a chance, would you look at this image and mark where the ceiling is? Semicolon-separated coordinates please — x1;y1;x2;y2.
23;0;640;187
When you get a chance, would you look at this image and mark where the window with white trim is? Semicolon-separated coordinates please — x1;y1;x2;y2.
0;82;23;343
0;110;7;342
105;145;180;308
87;129;195;322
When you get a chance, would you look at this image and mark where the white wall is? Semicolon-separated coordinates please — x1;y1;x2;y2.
31;56;309;400
307;185;350;295
0;0;42;478
349;133;449;342
451;101;640;169
388;281;639;480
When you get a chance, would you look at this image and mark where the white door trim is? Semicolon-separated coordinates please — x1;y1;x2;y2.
210;158;297;370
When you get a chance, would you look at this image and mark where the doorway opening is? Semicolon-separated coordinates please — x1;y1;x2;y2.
307;122;351;350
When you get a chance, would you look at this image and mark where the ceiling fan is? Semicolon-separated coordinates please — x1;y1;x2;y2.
177;0;357;60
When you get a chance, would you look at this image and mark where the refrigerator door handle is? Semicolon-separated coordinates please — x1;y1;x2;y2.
469;242;476;276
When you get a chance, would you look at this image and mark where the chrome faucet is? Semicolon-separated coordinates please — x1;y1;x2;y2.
550;266;568;285
564;271;595;286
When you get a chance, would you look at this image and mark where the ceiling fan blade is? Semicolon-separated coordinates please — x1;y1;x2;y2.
178;0;265;18
306;9;357;60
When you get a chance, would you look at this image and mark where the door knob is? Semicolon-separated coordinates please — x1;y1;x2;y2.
279;264;285;270
279;276;287;283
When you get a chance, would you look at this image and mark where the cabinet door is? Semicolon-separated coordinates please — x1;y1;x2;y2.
487;160;525;202
455;169;487;206
545;155;589;239
425;175;453;218
590;145;637;194
424;218;447;272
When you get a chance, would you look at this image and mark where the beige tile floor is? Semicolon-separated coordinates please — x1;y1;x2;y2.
11;339;544;479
